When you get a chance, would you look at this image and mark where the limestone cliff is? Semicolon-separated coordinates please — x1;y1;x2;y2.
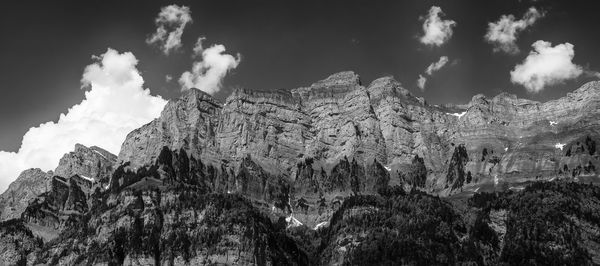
0;169;51;221
117;71;600;197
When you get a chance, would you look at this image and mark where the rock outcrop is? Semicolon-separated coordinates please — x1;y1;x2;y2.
22;174;94;230
0;144;116;223
118;89;222;168
0;169;51;221
0;219;42;265
54;144;117;181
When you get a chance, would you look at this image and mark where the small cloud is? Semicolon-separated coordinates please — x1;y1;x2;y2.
417;56;450;90
147;5;193;55
419;6;456;47
485;7;544;54
417;75;427;90
425;56;449;75
179;37;241;95
510;41;586;93
165;75;172;82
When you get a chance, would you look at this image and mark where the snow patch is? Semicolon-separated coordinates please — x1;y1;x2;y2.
447;111;467;118
93;150;106;159
384;166;391;172
509;186;524;191
549;121;557;126
313;221;329;230
78;175;95;183
555;143;565;150
286;215;303;228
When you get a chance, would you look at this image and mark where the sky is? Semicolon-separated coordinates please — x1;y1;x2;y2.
0;0;599;192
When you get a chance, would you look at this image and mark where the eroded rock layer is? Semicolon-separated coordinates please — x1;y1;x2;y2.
117;71;600;196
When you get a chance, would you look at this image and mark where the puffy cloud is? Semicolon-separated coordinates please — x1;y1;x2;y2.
417;75;427;91
0;49;167;193
419;6;456;47
485;7;544;54
179;37;241;94
425;56;449;75
147;5;193;55
510;41;585;93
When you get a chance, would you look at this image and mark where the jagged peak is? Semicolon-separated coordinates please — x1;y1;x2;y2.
291;71;362;100
226;87;298;106
160;88;222;118
368;76;402;88
174;88;222;107
367;76;415;102
313;71;361;87
18;168;47;175
74;143;89;152
71;144;115;160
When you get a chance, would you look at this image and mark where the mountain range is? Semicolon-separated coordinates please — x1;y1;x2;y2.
0;71;599;265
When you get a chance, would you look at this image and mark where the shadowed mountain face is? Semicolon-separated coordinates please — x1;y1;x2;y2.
1;71;600;265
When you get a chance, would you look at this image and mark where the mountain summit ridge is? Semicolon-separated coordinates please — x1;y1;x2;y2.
117;71;600;196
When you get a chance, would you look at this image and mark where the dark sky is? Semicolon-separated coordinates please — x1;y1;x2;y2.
1;0;599;152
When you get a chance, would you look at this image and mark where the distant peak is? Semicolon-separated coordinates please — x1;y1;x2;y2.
74;143;90;152
311;71;361;88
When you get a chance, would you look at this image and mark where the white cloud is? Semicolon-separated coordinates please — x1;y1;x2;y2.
179;37;241;94
510;41;584;93
192;36;207;56
417;75;427;90
485;7;544;54
147;5;193;55
165;75;172;82
0;49;167;193
419;6;456;47
418;56;449;90
425;56;449;75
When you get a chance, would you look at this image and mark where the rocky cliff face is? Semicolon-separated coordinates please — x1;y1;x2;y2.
0;169;51;221
0;144;116;223
2;71;600;265
118;71;600;197
118;89;222;168
54;144;117;181
449;81;600;194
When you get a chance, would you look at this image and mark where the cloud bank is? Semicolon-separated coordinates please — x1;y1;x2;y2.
510;41;586;93
419;6;456;47
179;37;241;94
0;49;167;193
147;5;193;55
485;7;544;54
